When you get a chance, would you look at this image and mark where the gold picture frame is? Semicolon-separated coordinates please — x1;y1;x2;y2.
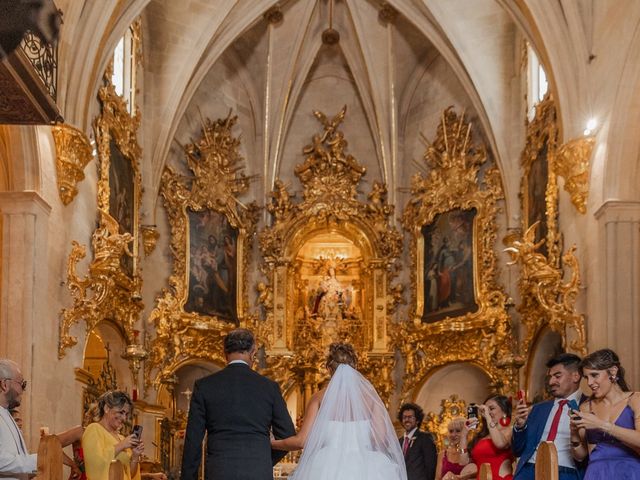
145;113;259;387
399;107;515;398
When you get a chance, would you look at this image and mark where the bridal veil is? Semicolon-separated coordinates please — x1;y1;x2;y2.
291;363;407;480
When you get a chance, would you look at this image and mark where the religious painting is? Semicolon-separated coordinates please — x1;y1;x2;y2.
525;136;549;258
185;209;238;324
421;208;478;323
108;138;135;276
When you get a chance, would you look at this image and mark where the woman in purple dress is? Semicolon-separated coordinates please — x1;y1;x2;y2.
570;349;640;479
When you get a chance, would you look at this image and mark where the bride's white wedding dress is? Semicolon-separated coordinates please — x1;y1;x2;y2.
290;364;407;480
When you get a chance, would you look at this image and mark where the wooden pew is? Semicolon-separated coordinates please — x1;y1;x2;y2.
479;463;493;480
34;435;63;480
535;441;559;480
109;460;125;480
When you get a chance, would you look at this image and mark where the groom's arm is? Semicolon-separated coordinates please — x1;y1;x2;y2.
270;381;295;464
181;381;207;480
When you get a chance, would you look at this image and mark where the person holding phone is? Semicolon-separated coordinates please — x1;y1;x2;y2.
82;391;144;480
512;353;584;480
466;395;514;480
570;349;640;479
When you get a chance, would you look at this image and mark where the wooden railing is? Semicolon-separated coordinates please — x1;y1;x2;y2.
34;435;63;480
475;441;559;480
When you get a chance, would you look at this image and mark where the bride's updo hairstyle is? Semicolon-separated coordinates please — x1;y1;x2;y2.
326;342;357;372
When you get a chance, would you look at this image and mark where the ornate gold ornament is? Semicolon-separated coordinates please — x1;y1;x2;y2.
554;136;596;214
424;394;473;449
145;112;259;387
59;71;144;358
256;106;402;407
141;225;160;256
505;223;586;354
515;94;587;356
51;123;93;205
400;107;514;398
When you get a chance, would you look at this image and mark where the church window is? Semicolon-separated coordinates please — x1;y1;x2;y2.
111;24;139;113
526;43;548;121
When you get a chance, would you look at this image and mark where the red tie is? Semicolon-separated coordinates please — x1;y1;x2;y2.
403;436;410;456
546;399;568;442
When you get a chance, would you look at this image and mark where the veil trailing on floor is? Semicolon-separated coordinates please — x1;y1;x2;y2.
291;364;407;480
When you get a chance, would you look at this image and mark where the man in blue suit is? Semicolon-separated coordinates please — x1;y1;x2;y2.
513;353;585;480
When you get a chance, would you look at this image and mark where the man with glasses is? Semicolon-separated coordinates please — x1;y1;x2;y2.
398;402;437;480
0;358;35;480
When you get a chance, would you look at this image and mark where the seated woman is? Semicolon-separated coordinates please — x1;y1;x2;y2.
436;417;471;480
464;395;514;480
570;349;640;479
82;391;144;480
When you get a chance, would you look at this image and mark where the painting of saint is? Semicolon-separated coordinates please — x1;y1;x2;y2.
421;208;478;323
185;209;238;324
526;138;549;257
108;138;135;277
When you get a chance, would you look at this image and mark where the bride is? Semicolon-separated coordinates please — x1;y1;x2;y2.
271;342;407;480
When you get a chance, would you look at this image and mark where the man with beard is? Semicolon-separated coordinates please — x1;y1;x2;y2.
0;359;36;479
398;402;437;480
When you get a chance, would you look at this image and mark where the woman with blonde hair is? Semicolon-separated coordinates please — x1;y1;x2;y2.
272;342;406;479
436;417;471;480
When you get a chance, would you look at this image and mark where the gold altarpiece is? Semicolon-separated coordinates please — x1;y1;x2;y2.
257;107;403;409
399;108;517;397
145;113;259;389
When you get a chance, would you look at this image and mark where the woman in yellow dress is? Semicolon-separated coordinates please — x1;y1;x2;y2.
82;391;144;480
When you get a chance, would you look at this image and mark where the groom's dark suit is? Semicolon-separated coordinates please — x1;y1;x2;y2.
181;362;295;480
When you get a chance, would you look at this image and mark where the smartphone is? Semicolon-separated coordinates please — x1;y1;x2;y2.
466;404;479;429
132;425;143;439
517;390;526;403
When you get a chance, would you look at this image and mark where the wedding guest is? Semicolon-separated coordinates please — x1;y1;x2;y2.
570;349;640;479
398;402;438;480
82;391;143;480
436;417;470;480
513;353;585;480
467;395;514;480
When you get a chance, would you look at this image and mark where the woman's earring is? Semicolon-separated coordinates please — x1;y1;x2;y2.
499;414;511;427
609;375;618;383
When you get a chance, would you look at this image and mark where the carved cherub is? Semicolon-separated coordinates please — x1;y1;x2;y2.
256;282;273;310
267;179;295;220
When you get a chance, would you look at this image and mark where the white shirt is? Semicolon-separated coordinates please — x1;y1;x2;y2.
228;360;249;366
404;427;418;440
0;406;37;480
528;389;582;468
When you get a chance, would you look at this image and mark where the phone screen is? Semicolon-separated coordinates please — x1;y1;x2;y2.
132;425;143;438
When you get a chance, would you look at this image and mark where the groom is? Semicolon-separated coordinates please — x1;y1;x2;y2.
181;329;295;479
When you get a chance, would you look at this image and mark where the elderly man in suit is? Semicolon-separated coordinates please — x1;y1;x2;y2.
181;329;295;480
513;353;586;480
398;402;437;480
0;358;36;480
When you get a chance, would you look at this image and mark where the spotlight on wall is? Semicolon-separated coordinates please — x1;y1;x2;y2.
584;118;598;136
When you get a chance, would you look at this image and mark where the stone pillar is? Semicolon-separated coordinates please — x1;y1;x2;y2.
0;191;51;443
595;200;640;389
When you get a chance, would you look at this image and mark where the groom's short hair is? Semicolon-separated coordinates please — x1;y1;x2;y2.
224;329;255;354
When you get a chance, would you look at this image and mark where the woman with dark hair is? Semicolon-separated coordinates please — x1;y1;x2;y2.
81;391;144;480
570;349;640;478
464;395;514;480
271;342;406;479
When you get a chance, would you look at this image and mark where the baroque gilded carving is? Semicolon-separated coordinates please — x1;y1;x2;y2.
505;223;586;354
59;72;144;358
515;94;587;356
554;136;596;214
141;225;160;256
145;112;259;387
424;394;472;449
257;106;402;406
400;107;514;397
51;123;93;205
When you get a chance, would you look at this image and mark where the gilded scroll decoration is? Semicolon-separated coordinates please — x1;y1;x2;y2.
257;106;402;406
59;72;144;358
145;112;259;387
400;107;513;398
515;94;587;355
554;136;595;214
424;394;472;449
52;123;93;205
141;225;160;256
505;222;586;354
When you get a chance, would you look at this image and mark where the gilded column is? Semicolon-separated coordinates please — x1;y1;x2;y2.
595;200;640;389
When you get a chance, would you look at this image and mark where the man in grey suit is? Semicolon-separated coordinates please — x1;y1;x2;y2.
0;358;36;480
181;329;295;480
